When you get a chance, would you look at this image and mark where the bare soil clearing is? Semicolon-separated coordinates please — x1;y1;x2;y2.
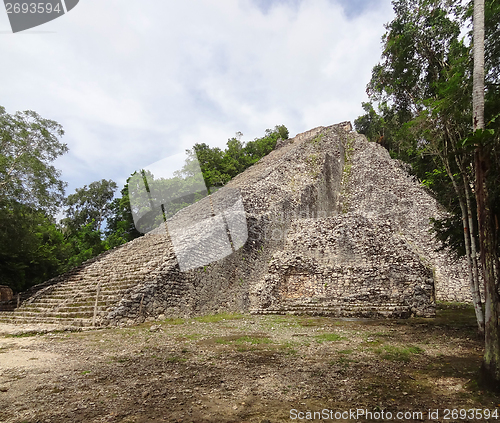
0;305;498;423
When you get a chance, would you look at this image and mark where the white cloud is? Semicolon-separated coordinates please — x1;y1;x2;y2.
0;0;394;196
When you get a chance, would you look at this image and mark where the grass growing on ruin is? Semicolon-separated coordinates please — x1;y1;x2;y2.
310;134;324;144
340;133;356;213
306;154;320;178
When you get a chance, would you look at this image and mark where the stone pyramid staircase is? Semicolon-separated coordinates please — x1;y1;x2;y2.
0;230;171;327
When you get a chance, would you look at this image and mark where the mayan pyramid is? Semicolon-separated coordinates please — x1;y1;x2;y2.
0;122;470;327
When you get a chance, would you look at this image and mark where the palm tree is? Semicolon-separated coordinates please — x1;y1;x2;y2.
473;0;500;389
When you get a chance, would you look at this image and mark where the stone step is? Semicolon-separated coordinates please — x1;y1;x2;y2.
42;289;134;300
20;304;111;313
6;309;94;318
250;303;411;318
23;297;123;307
42;279;143;291
32;283;140;298
0;314;93;326
19;295;131;311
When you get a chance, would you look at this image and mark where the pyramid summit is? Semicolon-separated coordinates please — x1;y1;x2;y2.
1;122;470;327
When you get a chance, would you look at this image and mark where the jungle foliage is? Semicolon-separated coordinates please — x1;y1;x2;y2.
355;0;500;387
355;0;500;257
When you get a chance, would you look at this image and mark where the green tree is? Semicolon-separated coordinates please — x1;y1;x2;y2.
0;106;67;213
362;0;487;333
244;125;288;165
60;179;118;269
0;106;69;292
0;203;71;292
191;143;226;189
105;177;142;248
65;221;107;269
63;179;118;232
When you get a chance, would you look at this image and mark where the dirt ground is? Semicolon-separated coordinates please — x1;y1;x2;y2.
0;304;499;423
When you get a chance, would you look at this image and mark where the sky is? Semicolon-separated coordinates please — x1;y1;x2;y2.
0;0;394;198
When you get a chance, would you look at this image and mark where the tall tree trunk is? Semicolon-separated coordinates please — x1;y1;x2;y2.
455;156;484;335
473;0;500;389
441;153;484;334
475;148;500;388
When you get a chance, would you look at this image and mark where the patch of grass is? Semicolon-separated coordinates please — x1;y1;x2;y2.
375;345;425;362
161;317;184;325
314;333;343;343
298;317;326;327
333;355;358;367
263;315;300;328
435;306;477;328
266;315;291;324
184;334;203;340
311;134;324;144
6;332;40;338
372;332;392;338
195;312;245;323
81;370;91;375
363;336;383;346
277;341;298;355
215;338;234;345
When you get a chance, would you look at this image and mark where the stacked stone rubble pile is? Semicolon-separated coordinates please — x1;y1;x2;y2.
343;134;470;302
250;214;435;317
